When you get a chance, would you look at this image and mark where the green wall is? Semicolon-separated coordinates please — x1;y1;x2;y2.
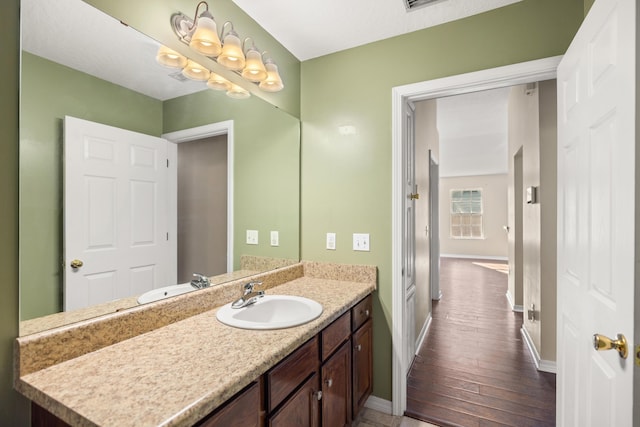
20;52;163;320
163;91;301;267
84;0;301;118
300;0;583;401
1;0;28;424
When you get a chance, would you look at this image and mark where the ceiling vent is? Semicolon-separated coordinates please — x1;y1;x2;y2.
168;71;189;82
404;0;446;11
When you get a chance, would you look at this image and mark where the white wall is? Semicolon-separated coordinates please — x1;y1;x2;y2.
439;173;508;259
507;81;557;364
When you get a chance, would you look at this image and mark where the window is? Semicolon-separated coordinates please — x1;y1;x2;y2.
450;189;483;239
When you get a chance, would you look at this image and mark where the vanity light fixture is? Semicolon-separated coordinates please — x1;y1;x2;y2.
241;40;268;82
217;23;245;70
259;57;284;92
166;0;284;95
207;72;232;91
188;3;222;56
182;59;211;81
226;84;251;99
156;45;188;69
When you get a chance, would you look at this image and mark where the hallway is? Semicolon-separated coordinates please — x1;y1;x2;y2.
405;258;556;426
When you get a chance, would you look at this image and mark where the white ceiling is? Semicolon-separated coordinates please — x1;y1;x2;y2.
231;0;522;61
435;87;511;178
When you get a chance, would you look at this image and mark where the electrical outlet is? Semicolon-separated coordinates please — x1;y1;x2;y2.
353;233;370;251
270;231;279;246
246;230;258;245
326;233;336;250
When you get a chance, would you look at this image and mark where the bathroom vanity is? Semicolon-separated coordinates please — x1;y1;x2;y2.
15;262;376;426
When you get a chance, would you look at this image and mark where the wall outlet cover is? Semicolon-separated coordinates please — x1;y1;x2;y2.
246;230;258;245
353;233;370;251
326;233;336;250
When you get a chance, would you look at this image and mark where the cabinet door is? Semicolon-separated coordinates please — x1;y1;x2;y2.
269;373;320;427
321;340;352;426
352;318;373;418
199;381;262;427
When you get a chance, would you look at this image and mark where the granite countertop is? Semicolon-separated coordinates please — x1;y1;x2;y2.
17;276;375;426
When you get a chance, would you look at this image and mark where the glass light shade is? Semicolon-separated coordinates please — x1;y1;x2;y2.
226;84;251;99
258;60;284;92
217;31;246;70
156;45;187;69
241;48;268;82
189;11;222;57
182;60;210;81
207;73;231;91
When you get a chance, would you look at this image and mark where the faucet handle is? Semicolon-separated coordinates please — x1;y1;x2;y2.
244;281;263;293
191;273;210;288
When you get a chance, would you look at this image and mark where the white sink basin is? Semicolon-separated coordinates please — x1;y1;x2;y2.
137;283;195;304
216;295;323;330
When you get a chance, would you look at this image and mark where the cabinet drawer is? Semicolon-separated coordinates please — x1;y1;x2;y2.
351;295;372;332
321;311;350;361
267;335;319;412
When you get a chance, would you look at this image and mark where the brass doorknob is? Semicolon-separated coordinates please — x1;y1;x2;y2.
593;333;628;359
409;193;419;200
70;259;84;269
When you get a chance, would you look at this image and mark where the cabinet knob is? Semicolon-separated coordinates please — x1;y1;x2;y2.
365;309;370;317
314;390;323;401
355;344;362;352
325;378;333;388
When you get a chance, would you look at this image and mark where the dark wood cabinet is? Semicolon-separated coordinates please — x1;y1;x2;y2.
269;373;320;427
266;336;319;412
198;381;263;427
321;340;352;427
352;318;373;418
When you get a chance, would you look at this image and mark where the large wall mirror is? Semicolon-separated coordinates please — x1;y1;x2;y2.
19;0;300;336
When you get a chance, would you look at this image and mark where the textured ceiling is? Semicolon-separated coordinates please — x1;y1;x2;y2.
231;0;522;61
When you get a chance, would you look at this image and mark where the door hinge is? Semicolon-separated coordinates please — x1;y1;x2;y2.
166;232;169;241
166;158;169;167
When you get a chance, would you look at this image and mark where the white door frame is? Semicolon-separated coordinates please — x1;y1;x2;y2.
162;120;235;275
391;56;561;415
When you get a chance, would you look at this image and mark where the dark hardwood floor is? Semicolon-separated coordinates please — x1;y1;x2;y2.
405;257;556;427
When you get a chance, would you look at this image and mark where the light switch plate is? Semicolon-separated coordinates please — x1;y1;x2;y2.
246;230;258;245
270;231;279;246
353;233;370;251
326;233;336;250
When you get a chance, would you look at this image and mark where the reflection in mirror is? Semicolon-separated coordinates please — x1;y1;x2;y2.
19;0;300;336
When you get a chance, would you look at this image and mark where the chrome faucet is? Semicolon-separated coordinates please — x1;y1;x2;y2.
231;281;265;309
190;273;211;289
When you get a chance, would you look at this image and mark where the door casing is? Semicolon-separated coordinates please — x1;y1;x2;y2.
391;56;561;415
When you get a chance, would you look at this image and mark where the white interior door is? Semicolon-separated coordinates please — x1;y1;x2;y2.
64;116;170;311
557;0;636;425
404;104;417;370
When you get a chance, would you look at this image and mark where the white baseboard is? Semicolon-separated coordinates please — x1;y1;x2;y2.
365;395;393;414
440;254;508;261
521;326;557;374
415;314;432;355
505;291;524;312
